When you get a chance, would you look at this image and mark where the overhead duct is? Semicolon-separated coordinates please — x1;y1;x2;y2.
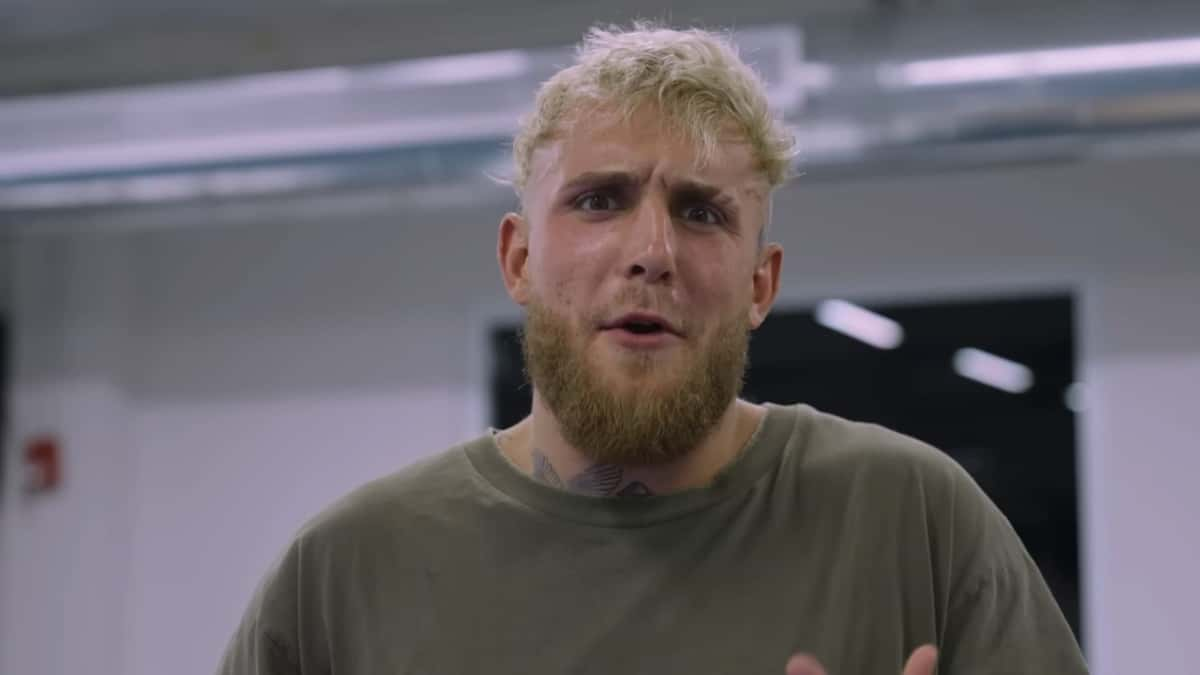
795;1;1200;177
1;2;1199;211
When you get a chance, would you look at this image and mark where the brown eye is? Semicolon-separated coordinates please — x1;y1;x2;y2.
681;204;723;225
576;192;619;212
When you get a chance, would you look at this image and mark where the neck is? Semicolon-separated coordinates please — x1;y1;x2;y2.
496;394;766;497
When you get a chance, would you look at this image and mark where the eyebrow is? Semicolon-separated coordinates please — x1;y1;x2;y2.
556;170;745;221
667;178;736;207
558;170;644;196
667;177;742;221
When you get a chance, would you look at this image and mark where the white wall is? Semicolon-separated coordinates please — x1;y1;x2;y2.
2;156;1198;675
1;235;137;675
1079;272;1200;674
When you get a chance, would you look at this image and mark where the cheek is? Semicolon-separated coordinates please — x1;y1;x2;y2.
685;244;751;310
535;225;614;304
535;225;609;309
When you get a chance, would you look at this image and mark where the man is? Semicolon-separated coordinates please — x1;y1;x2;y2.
219;24;1089;675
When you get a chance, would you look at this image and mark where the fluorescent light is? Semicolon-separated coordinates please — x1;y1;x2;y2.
795;62;836;92
0;47;532;183
792;120;870;159
157;67;353;105
0;112;519;182
953;347;1034;394
815;299;904;349
0;28;804;192
0;166;339;209
354;50;531;88
883;36;1200;87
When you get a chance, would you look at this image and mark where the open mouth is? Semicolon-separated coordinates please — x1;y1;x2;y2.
601;313;679;346
621;319;666;335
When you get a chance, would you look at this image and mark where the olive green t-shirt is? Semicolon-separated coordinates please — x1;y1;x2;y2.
218;403;1088;674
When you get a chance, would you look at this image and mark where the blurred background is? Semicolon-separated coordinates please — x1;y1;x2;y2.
0;1;1197;674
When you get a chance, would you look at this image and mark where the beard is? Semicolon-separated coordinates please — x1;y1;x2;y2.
520;298;750;466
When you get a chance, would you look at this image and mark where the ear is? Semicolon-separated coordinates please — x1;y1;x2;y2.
498;212;531;305
748;242;783;329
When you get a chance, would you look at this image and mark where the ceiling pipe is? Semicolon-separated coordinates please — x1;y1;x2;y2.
1;1;1199;211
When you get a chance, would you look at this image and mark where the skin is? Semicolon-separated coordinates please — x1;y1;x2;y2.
787;646;939;675
496;103;781;494
495;104;937;673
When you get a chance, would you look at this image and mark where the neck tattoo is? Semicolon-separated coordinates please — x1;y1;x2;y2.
531;449;654;497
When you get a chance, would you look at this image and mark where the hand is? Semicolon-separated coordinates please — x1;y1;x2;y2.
785;645;938;675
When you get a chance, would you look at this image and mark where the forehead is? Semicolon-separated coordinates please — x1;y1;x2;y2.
527;106;768;200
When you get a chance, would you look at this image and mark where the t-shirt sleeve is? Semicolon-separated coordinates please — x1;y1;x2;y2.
938;464;1089;674
216;542;304;675
216;623;298;675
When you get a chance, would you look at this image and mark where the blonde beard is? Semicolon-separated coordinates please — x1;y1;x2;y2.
520;299;749;466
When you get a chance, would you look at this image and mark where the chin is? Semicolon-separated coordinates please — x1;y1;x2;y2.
598;356;688;393
596;341;679;366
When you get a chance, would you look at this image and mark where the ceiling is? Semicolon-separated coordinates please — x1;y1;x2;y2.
0;0;1081;96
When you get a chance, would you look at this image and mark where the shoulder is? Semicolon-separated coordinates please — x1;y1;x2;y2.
784;403;1028;574
774;402;1002;557
785;403;974;499
294;438;485;550
220;441;487;673
237;439;486;633
780;402;1020;579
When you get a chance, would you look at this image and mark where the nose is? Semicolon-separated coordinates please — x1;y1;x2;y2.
625;200;676;284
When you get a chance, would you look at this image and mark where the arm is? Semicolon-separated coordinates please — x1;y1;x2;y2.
939;465;1089;674
216;541;304;675
217;623;299;675
785;447;1088;675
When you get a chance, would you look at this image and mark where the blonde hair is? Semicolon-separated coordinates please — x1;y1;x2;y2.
511;22;796;200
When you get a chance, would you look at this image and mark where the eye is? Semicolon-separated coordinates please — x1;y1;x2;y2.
680;204;724;226
574;192;620;212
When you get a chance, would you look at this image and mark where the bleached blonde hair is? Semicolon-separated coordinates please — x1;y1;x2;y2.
511;22;796;201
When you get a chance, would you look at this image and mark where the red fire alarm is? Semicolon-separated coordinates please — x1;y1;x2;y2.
24;435;63;493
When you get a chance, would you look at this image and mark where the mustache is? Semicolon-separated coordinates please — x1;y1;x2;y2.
588;290;685;330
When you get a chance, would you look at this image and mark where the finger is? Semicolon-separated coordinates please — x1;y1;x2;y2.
785;653;828;675
902;644;939;675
